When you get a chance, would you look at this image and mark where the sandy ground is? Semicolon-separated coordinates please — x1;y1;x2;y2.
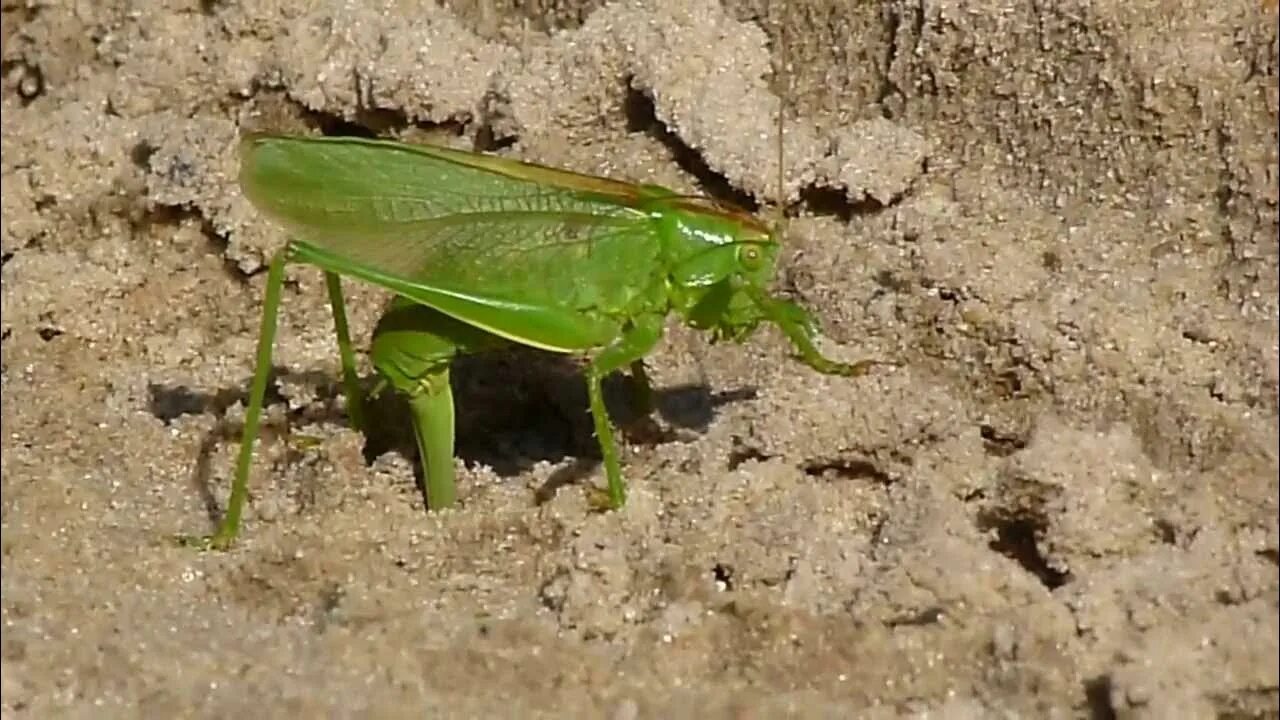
2;0;1278;717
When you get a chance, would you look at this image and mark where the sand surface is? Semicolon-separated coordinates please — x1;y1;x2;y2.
2;0;1278;717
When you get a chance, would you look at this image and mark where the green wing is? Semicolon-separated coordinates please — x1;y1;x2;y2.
240;134;664;350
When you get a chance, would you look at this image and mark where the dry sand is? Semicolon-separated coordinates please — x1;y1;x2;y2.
2;0;1277;717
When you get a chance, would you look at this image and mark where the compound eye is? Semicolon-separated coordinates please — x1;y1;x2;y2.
739;244;763;270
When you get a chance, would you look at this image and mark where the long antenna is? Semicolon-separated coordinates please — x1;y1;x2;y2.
772;2;788;239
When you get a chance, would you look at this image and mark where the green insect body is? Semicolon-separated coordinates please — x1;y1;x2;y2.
190;133;871;549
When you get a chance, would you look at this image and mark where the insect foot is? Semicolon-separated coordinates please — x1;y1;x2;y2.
174;531;237;552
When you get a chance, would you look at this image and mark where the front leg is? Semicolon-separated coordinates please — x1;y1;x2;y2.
749;289;883;377
585;315;665;508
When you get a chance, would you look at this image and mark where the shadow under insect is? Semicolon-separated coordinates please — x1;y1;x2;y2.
154;349;754;520
364;346;757;505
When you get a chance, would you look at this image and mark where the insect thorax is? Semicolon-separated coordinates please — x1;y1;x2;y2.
653;204;778;337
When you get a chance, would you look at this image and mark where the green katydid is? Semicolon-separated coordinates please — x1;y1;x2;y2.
188;101;876;551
